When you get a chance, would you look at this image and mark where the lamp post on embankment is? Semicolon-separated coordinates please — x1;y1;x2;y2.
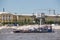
36;13;45;27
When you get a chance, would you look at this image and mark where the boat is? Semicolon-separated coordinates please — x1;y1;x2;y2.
13;13;54;33
13;25;53;33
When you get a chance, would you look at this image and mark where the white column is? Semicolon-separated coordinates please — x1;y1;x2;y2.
17;15;18;21
5;15;6;22
2;15;3;23
10;15;13;22
40;19;42;27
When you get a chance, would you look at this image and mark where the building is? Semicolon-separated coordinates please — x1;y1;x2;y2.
17;14;36;24
0;12;17;23
17;15;34;22
45;15;60;22
0;12;60;24
0;12;35;25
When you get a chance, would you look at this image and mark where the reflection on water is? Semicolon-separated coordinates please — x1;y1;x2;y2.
0;28;60;40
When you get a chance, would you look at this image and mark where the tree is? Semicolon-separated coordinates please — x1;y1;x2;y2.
45;21;54;24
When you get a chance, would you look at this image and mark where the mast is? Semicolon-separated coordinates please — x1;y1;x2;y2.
49;9;51;14
53;10;55;15
3;8;5;12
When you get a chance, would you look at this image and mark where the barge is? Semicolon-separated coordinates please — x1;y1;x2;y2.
13;25;53;33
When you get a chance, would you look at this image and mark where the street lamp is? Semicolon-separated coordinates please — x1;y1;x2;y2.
14;13;17;26
36;13;42;27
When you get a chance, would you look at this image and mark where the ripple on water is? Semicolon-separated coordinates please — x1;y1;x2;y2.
0;29;60;40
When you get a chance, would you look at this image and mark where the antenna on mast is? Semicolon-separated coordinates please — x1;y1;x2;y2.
53;10;55;15
3;8;5;12
49;9;51;14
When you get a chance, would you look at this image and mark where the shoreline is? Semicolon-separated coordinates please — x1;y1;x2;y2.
0;24;60;30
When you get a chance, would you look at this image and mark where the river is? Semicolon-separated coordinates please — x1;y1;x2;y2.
0;28;60;40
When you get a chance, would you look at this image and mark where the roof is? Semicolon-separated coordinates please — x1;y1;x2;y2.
0;12;13;15
46;14;60;16
17;13;37;16
1;12;60;17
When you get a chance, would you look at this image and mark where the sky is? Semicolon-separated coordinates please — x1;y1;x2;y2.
0;0;60;14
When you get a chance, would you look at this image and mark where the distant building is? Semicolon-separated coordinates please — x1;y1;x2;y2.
45;14;60;23
0;12;60;24
0;12;17;23
16;13;36;24
0;12;35;24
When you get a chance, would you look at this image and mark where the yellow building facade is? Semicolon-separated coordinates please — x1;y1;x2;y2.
0;12;17;23
0;12;35;24
45;15;60;22
0;12;60;24
17;15;35;23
